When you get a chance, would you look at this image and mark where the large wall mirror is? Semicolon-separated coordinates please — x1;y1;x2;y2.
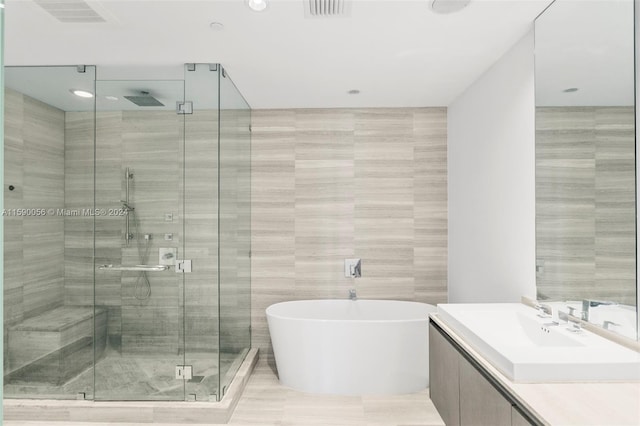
535;0;637;340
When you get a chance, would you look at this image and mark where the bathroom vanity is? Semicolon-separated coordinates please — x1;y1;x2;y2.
429;306;640;426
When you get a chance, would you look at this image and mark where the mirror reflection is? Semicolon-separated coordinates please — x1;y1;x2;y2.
534;0;637;340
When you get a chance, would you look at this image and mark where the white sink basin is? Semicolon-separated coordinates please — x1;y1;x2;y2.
436;303;640;383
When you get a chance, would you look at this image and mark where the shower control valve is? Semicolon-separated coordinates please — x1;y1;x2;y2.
159;248;177;265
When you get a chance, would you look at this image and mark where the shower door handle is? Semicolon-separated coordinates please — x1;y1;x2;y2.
98;264;169;272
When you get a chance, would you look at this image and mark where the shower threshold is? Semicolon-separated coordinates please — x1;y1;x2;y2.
3;348;259;424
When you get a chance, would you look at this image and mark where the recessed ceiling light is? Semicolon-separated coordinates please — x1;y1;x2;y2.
210;22;224;31
348;89;360;95
70;89;94;98
430;0;470;14
563;87;579;93
105;96;119;101
246;0;268;12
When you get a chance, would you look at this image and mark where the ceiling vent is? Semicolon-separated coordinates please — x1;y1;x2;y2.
33;0;106;23
305;0;351;18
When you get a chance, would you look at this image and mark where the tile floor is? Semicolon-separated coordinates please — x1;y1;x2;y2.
4;357;445;426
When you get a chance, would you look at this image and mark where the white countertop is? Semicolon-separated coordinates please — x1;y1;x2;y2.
430;313;640;426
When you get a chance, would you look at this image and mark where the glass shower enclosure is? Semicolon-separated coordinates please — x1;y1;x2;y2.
3;63;251;402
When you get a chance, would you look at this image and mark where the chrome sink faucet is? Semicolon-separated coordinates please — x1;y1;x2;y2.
535;302;570;326
581;299;617;321
349;289;357;301
603;320;620;331
534;302;552;318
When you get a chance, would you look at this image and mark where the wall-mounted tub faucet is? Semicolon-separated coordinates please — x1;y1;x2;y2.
349;289;357;301
344;259;361;278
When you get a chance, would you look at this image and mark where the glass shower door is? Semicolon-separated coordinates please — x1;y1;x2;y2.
94;79;185;401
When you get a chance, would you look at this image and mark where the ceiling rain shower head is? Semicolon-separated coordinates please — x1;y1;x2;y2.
124;91;164;107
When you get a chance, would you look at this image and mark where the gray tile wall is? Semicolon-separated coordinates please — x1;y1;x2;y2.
250;108;448;359
536;106;636;304
64;111;94;308
4;88;66;369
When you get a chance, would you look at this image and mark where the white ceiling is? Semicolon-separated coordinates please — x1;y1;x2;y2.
4;0;553;109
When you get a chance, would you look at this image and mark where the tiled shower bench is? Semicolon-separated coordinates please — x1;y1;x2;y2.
7;306;107;386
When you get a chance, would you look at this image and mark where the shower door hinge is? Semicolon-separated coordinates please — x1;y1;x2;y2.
176;101;193;114
176;260;192;273
175;365;193;380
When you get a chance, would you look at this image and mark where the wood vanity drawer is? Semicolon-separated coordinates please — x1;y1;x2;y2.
429;320;540;426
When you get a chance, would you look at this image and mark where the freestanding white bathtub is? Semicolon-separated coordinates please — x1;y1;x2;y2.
266;299;437;395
